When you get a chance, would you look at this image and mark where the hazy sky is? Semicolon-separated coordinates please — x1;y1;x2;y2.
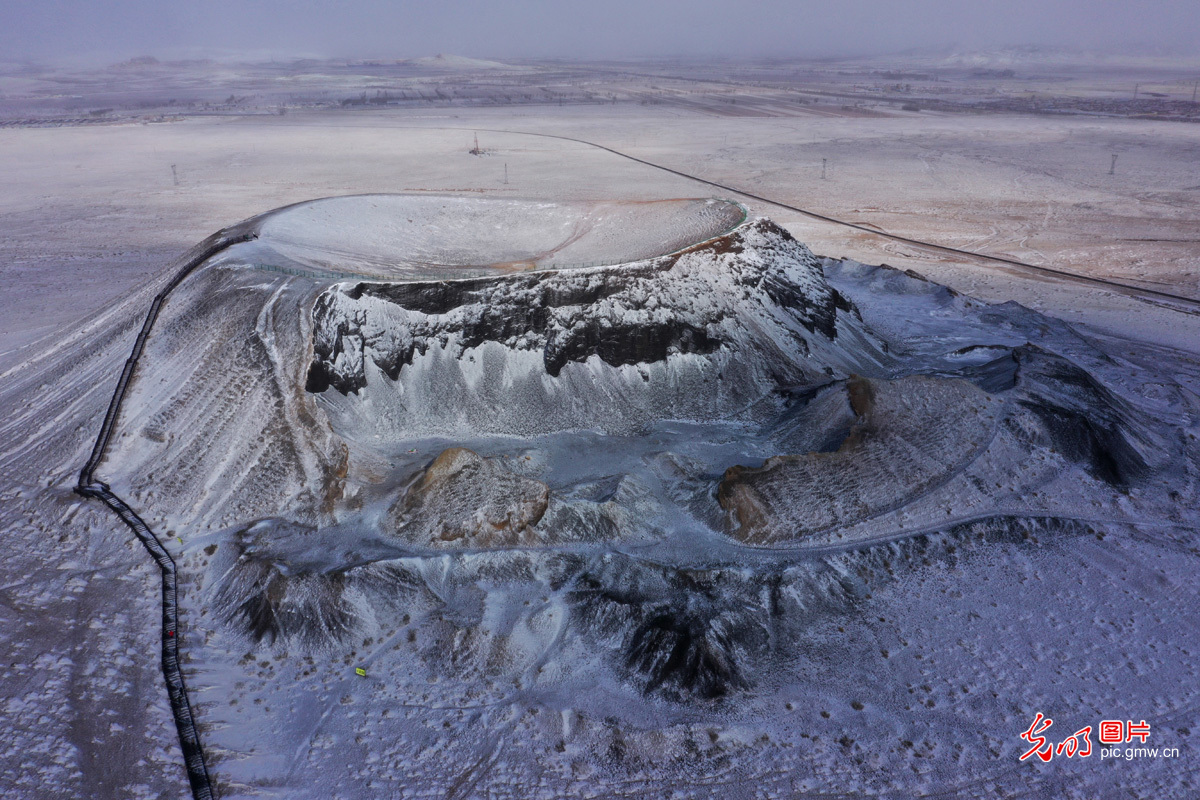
4;0;1198;63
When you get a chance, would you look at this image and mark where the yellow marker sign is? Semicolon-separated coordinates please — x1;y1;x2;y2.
355;667;366;677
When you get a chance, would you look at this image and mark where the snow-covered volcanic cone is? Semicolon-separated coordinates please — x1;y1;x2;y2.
11;193;1195;798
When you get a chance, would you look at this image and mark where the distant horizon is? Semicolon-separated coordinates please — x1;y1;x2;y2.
9;42;1200;71
5;0;1199;68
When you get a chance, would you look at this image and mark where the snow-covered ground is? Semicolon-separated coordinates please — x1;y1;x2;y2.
247;194;744;277
2;82;1199;799
4;104;1199;357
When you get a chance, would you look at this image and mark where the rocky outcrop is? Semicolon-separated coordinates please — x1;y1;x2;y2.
305;219;887;437
1011;345;1170;485
718;375;1000;543
388;448;550;547
717;343;1176;546
211;520;358;647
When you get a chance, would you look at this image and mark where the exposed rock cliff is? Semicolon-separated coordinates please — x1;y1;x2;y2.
306;219;888;437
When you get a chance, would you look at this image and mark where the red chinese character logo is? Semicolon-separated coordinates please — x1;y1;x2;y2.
1055;727;1093;758
1098;720;1124;745
1127;720;1150;744
1020;713;1054;762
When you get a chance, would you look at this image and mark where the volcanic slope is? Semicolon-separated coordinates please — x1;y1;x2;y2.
10;193;1199;799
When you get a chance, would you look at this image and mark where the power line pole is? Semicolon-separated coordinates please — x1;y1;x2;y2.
1193;79;1198;103
1109;154;1118;175
504;162;508;184
821;158;827;180
171;164;178;186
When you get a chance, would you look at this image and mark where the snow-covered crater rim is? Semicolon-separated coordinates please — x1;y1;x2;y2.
242;194;749;280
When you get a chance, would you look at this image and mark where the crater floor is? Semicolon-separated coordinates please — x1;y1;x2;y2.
228;194;746;280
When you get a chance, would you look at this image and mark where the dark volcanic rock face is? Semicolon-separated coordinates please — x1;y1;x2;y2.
1011;345;1170;485
210;521;358;647
316;262;723;381
304;219;887;435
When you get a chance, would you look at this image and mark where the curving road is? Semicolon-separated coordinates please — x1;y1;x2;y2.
464;126;1200;314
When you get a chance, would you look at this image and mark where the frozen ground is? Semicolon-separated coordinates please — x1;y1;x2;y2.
246;194;744;277
4;103;1200;358
1;54;1199;799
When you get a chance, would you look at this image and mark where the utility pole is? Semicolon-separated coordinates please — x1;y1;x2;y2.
1193;79;1198;104
1109;154;1118;175
171;164;179;186
1133;84;1139;100
821;158;827;180
504;162;508;184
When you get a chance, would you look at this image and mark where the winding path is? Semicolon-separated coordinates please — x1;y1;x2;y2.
75;227;258;800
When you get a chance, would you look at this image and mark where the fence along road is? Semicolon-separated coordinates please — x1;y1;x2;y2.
76;226;258;800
